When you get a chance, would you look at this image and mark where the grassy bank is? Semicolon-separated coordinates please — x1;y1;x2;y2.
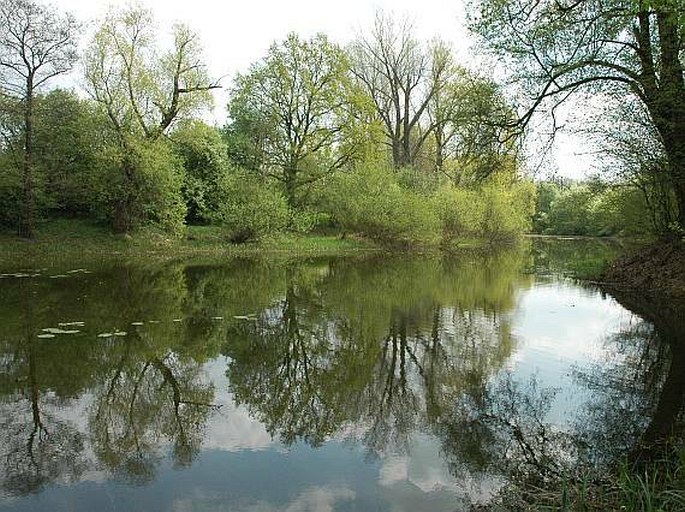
0;219;382;269
485;453;685;512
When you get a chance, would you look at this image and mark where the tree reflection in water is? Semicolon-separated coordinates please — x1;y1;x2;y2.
223;251;524;458
0;246;681;510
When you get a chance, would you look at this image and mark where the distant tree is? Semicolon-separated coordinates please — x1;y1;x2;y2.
84;5;218;233
428;72;517;183
0;0;78;237
471;0;685;232
350;13;456;168
583;96;677;234
227;33;356;207
32;90;107;217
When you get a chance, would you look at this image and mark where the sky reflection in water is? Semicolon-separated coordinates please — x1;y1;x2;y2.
0;240;675;511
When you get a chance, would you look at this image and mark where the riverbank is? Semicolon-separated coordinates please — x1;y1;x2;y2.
0;219;505;269
600;238;685;300
0;220;382;269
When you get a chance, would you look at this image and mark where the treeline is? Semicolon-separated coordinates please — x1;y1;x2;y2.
0;1;535;245
533;177;677;237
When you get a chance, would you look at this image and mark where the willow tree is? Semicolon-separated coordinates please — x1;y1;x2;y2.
84;6;218;233
472;0;685;231
0;0;78;238
227;33;356;207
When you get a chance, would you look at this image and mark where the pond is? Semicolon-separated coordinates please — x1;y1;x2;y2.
0;239;682;511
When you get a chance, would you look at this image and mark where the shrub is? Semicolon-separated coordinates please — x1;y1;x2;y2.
323;163;440;246
433;184;484;242
211;168;289;243
96;138;187;236
479;180;536;242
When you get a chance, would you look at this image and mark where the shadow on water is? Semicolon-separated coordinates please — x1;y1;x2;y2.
0;240;682;510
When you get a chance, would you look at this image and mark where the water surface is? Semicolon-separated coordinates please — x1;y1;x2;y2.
0;239;681;511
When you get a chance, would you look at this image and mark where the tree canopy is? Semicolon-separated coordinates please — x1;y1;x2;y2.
471;0;685;230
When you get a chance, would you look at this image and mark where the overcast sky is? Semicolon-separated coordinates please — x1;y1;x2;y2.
50;0;593;178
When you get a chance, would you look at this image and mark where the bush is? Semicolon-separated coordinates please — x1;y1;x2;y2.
96;138;187;236
322;163;440;246
433;184;484;242
211;168;289;243
0;152;21;229
479;180;536;242
171;121;231;224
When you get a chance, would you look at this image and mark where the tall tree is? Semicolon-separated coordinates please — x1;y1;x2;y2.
428;71;517;182
350;13;456;168
471;0;685;232
227;33;356;207
84;6;218;233
0;0;78;238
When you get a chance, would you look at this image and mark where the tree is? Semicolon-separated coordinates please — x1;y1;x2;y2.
428;71;517;182
582;96;677;233
227;33;355;207
32;90;108;217
170;121;231;224
471;0;685;231
84;6;218;233
0;0;78;238
350;13;456;168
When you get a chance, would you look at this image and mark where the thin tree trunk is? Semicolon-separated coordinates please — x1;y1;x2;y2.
19;81;35;239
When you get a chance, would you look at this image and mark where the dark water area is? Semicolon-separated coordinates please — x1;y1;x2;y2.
0;239;682;511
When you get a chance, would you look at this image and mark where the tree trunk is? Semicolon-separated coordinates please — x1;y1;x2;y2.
391;138;401;168
674;178;685;229
18;80;35;239
112;155;136;234
656;131;685;232
284;165;298;208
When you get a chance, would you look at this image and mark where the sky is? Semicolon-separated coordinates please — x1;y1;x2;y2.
50;0;594;179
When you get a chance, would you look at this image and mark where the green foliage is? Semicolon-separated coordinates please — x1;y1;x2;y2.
0;149;20;227
479;179;536;242
434;178;535;243
226;32;356;206
97;138;187;236
322;163;440;246
536;181;657;237
0;90;112;228
210;168;289;243
322;163;534;245
171;121;230;224
433;184;483;241
32;90;109;217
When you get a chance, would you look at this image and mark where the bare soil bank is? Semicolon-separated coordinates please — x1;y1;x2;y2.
601;240;685;300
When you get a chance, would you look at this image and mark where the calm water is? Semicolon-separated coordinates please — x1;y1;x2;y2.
0;239;682;511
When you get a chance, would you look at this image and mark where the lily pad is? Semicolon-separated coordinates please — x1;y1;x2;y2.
131;321;144;326
42;327;80;335
172;318;183;323
37;333;56;339
97;333;113;338
113;331;127;336
212;316;224;320
58;321;85;327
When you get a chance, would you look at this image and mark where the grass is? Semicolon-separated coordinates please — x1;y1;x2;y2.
486;451;685;511
0;219;381;269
